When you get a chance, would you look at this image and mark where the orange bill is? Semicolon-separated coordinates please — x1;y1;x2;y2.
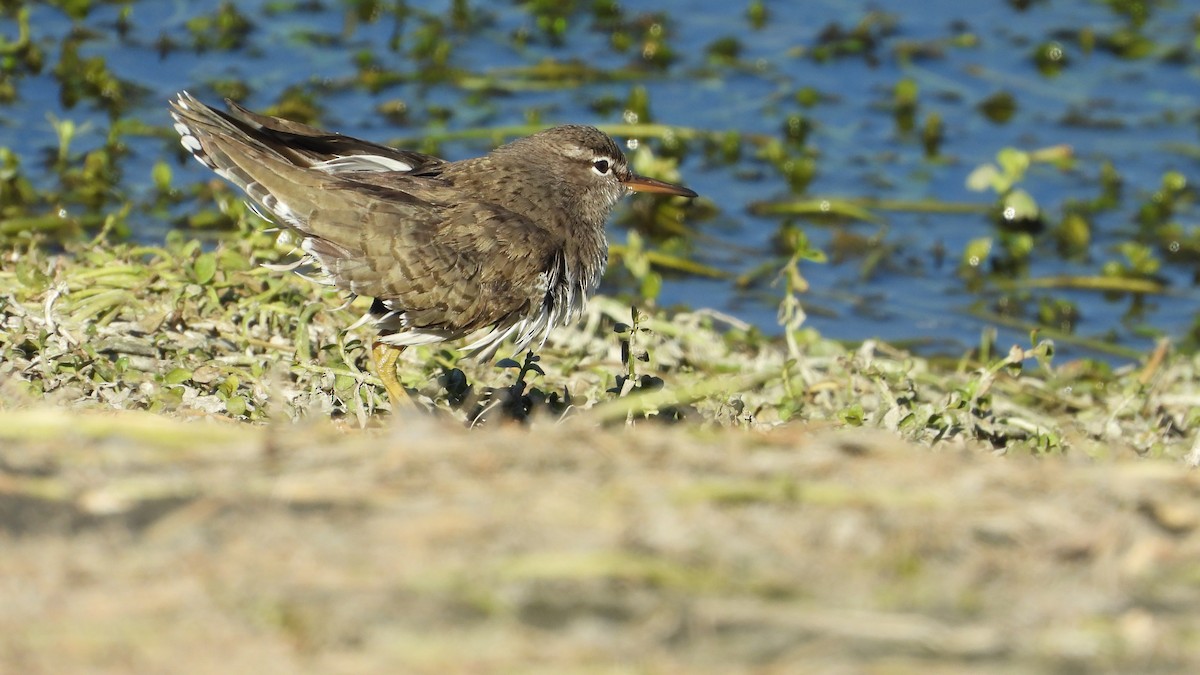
622;173;698;198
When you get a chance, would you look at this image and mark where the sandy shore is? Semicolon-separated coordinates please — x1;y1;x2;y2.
2;410;1198;673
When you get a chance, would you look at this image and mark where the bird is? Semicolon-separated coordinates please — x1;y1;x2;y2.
168;92;698;406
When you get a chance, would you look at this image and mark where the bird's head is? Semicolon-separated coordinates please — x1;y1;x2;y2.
493;125;697;227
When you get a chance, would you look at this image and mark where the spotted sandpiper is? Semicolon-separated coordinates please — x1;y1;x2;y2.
169;92;698;406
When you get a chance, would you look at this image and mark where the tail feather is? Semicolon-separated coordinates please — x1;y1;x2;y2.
173;91;441;172
169;92;444;234
169;91;356;266
170;91;296;214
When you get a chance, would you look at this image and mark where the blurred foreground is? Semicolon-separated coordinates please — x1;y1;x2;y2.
3;410;1198;673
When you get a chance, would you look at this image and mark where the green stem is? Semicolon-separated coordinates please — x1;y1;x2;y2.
993;275;1167;295
964;307;1146;360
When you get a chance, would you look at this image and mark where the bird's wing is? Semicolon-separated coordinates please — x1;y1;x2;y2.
172;92;446;176
172;91;440;250
314;188;565;338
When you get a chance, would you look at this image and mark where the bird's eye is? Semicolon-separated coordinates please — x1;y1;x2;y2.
592;159;611;175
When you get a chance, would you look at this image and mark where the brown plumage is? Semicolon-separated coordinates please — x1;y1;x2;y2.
169;92;697;403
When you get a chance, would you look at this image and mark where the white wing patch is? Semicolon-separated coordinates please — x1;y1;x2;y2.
310;154;413;174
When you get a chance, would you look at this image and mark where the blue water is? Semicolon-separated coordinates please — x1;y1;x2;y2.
3;0;1198;360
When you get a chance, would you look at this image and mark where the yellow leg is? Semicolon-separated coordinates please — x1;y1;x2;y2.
371;341;411;408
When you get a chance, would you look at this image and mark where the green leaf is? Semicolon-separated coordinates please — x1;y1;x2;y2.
151;160;172;193
642;251;728;279
164;368;193;385
225;395;247;417
839;403;865;426
996;147;1030;181
749;198;881;223
1057;213;1091;250
1162;170;1187;192
965;164;1000;193
640;270;662;300
962;237;993;269
1003;189;1039;221
192;252;217;284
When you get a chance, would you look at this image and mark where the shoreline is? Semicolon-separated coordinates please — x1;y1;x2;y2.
0;231;1195;459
